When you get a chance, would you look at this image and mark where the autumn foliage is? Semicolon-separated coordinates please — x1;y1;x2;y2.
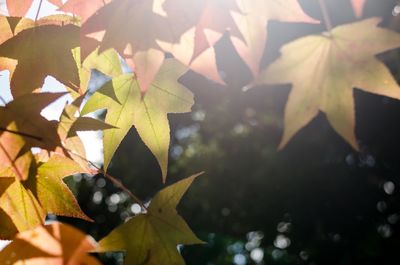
0;0;398;264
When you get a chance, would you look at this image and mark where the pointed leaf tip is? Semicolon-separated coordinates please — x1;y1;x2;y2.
97;174;202;264
259;18;400;150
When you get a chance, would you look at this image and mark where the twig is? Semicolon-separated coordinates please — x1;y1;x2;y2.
95;165;148;211
35;0;44;21
318;0;333;32
66;148;148;211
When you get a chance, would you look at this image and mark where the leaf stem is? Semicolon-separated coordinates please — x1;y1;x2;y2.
98;168;148;212
35;0;44;21
66;149;148;211
318;0;333;32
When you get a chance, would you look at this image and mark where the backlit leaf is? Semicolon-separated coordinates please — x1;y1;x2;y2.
81;0;187;93
0;122;33;181
97;174;203;265
0;154;91;239
0;222;101;265
0;92;65;151
82;59;193;180
232;0;319;77
258;18;400;149
6;0;33;17
160;0;242;84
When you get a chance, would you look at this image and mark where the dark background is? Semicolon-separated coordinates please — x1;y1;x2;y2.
62;1;400;264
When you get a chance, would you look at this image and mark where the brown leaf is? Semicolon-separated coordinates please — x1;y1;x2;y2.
81;0;187;93
0;23;80;97
0;92;64;151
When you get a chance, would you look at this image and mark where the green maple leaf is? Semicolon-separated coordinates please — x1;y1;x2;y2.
97;174;203;265
72;47;123;95
0;154;91;239
0;178;43;239
258;18;400;149
57;96;115;169
58;96;115;139
26;155;91;221
82;59;194;180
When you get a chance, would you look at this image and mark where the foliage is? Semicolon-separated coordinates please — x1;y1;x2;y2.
0;0;398;264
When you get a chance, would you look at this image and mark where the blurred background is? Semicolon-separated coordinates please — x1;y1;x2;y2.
3;0;400;264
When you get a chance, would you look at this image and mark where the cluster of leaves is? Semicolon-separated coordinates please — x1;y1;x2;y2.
0;0;399;264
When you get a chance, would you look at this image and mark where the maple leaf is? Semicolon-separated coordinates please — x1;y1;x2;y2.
58;97;115;139
60;0;111;23
81;0;187;93
0;178;42;239
57;96;115;169
160;0;242;84
72;47;123;95
26;155;91;220
0;222;101;265
56;98;89;168
0;23;80;97
351;0;366;18
257;18;400;149
97;174;203;265
231;0;319;77
0;178;16;238
0;92;65;151
6;0;34;17
0;154;91;239
82;59;194;180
